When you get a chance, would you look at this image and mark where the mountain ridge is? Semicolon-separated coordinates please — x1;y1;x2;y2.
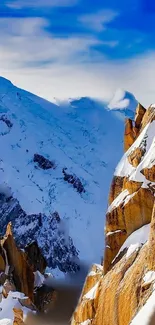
72;102;155;325
0;76;138;275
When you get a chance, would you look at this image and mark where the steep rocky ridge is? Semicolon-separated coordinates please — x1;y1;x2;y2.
105;103;155;273
0;223;56;324
72;102;155;325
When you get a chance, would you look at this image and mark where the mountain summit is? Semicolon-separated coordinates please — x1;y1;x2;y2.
0;77;137;275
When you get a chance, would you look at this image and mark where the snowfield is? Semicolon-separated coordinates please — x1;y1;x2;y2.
0;76;137;274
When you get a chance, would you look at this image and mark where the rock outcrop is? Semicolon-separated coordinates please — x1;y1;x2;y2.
72;103;155;325
33;154;56;170
62;168;85;194
0;191;79;273
104;103;155;273
124;103;146;152
0;223;56;324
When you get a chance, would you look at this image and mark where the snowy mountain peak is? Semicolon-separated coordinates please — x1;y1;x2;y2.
108;88;138;118
69;97;99;109
0;76;13;95
0;76;12;85
0;76;138;275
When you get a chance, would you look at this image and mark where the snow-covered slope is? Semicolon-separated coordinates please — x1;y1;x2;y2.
0;76;137;274
115;119;155;187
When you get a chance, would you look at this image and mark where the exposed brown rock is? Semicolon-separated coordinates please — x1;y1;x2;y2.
124;103;147;153
104;105;155;273
72;103;155;325
134;103;146;129
104;230;127;273
13;308;25;325
73;265;102;324
81;264;103;297
128;147;145;167
72;204;155;325
1;223;34;301
108;176;124;205
19;297;35;312
3;279;16;297
124;118;135;152
141;165;155;182
140;105;155;131
123;178;142;194
0;254;5;273
25;241;47;273
104;187;154;273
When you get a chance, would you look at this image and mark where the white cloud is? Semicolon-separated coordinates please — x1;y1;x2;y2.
6;0;77;9
0;18;102;67
79;10;118;32
0;17;155;107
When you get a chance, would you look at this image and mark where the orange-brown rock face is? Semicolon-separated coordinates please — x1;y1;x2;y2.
72;264;103;325
124;103;146;153
124;118;135;152
108;176;124;205
141;165;155;183
134;103;146;129
0;223;52;324
104;103;155;274
104;187;154;273
72;103;155;325
94;205;155;325
128;147;145;167
2;223;34;301
13;308;25;325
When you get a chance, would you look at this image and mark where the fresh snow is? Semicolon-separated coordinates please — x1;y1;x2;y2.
143;271;155;285
106;230;123;237
88;264;103;276
88;271;96;276
34;271;45;288
94;264;103;270
0;291;30;324
115;120;155;190
126;243;141;258
84;282;99;300
0;320;12;325
0;76;131;269
107;189;136;214
113;223;150;261
80;321;91;325
107;189;129;213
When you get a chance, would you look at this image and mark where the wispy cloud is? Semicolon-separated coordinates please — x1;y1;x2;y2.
0;18;102;67
6;0;78;9
0;17;155;107
79;10;118;32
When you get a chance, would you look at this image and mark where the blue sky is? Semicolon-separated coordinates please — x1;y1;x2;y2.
0;0;155;105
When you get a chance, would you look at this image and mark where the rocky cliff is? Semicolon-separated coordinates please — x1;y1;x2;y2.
72;103;155;325
0;223;55;324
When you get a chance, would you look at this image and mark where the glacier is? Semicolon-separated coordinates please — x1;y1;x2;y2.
0;76;138;275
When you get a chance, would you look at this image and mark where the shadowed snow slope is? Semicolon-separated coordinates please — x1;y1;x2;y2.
0;76;137;273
